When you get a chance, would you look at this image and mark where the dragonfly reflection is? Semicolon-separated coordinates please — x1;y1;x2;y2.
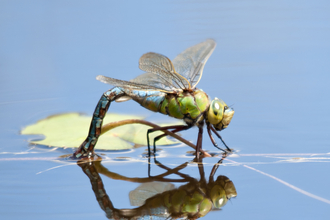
78;156;237;219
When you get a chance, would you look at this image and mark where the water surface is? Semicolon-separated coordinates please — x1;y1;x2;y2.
1;1;330;219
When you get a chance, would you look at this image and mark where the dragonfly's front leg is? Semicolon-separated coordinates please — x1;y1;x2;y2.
147;125;190;157
208;125;231;152
72;88;125;159
206;124;227;152
209;154;228;183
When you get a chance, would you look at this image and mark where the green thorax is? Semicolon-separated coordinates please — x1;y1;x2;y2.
160;89;210;126
129;89;210;126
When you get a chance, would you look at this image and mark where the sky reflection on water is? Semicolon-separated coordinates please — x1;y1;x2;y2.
1;1;330;219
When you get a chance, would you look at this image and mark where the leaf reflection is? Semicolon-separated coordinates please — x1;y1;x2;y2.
77;156;237;219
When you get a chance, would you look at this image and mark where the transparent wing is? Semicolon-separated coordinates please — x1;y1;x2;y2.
139;52;191;90
96;75;171;93
130;72;177;92
129;182;175;206
172;39;216;89
97;39;215;92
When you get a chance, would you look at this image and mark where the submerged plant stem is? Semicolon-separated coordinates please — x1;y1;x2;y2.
101;119;211;157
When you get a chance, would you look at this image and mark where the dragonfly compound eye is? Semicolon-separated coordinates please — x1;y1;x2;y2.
210;185;228;209
208;99;225;125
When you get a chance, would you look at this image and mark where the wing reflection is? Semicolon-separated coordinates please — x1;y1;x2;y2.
77;156;237;219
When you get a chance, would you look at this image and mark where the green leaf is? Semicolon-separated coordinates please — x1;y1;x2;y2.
21;113;182;150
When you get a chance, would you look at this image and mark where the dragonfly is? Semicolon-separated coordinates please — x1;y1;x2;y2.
79;156;237;219
72;39;234;159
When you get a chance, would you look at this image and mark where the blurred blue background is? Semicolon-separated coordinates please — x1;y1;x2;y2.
1;1;330;219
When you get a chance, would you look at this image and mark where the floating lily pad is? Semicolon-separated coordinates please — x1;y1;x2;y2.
21;113;182;150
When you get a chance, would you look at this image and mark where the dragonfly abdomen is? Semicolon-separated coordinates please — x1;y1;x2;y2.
72;87;126;158
125;89;166;112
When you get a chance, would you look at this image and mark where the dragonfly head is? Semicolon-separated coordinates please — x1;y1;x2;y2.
207;98;234;131
209;176;237;209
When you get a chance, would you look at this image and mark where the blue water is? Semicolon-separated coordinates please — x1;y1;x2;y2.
1;1;330;219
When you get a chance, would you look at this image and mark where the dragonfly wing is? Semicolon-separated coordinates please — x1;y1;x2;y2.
129;182;175;206
96;75;171;92
130;72;177;92
98;40;215;92
139;52;191;90
172;39;216;89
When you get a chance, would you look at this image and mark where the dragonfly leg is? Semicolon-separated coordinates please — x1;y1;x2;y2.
210;126;232;152
209;154;228;183
207;125;227;152
196;126;203;159
147;125;190;157
152;126;190;156
72;88;125;159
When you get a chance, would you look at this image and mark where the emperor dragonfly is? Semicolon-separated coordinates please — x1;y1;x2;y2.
79;156;237;219
72;39;234;159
